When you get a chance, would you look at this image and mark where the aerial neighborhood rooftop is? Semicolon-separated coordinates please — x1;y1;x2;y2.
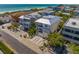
62;18;79;43
0;4;79;54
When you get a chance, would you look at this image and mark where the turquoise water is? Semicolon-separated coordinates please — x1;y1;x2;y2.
0;4;59;13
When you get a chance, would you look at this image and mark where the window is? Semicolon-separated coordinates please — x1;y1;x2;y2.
38;24;43;27
23;19;27;21
75;31;79;35
24;23;28;26
38;28;43;33
24;18;30;21
64;28;79;35
62;33;79;41
62;34;72;38
44;24;48;27
64;28;74;33
73;37;79;41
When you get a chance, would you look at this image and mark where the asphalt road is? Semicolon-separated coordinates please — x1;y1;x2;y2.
0;31;37;54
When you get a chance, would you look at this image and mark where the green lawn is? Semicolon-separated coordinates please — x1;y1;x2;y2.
0;42;14;54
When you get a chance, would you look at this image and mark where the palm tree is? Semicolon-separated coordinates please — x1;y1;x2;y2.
47;33;64;47
68;43;79;54
47;33;67;53
58;21;64;31
28;23;36;38
11;22;20;31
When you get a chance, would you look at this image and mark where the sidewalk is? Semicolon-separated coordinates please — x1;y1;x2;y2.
0;23;50;54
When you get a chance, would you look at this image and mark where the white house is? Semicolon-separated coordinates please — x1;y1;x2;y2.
19;8;55;31
61;18;79;44
35;15;61;37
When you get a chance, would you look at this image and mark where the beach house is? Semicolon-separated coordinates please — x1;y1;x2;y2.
35;15;61;37
51;5;64;11
38;8;55;16
19;12;41;31
61;18;79;44
63;6;74;13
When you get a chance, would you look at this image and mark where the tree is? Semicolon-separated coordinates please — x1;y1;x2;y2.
68;43;79;54
28;23;36;38
59;21;64;29
61;15;70;22
47;33;67;53
47;33;64;47
70;12;75;17
11;22;19;28
55;12;71;22
10;22;20;31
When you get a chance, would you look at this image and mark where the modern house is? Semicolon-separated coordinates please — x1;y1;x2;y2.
38;10;54;16
61;18;79;44
19;12;41;31
35;15;61;37
63;6;74;12
51;5;65;11
37;7;55;16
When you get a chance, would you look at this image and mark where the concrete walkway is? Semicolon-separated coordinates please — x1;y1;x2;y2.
0;23;50;54
31;36;44;46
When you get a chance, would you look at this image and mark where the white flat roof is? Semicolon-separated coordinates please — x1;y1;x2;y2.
19;15;24;19
35;18;51;25
65;18;79;29
35;16;60;25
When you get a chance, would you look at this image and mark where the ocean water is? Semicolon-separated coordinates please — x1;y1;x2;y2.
0;4;59;13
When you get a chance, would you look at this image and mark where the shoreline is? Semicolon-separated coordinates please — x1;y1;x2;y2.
0;7;46;15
